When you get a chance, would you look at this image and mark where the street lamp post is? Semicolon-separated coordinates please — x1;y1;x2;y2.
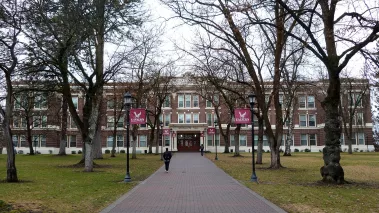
160;121;163;161
249;93;258;183
170;128;174;152
204;128;207;152
124;92;132;182
214;120;218;160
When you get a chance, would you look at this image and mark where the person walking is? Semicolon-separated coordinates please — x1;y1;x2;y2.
200;144;204;156
163;148;172;173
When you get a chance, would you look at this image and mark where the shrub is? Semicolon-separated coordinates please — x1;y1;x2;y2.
36;151;41;154
279;149;284;153
48;150;53;154
354;148;359;152
105;149;111;154
71;151;76;154
360;150;363;152
294;149;299;152
78;150;82;154
17;150;24;154
266;150;270;153
120;150;126;153
304;148;311;152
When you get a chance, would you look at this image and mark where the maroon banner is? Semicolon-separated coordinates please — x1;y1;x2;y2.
130;108;146;124
207;128;216;135
162;129;170;136
234;108;251;124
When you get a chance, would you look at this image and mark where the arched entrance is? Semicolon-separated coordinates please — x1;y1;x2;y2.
177;133;200;152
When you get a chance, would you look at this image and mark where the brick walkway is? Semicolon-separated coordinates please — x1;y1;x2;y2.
101;153;286;213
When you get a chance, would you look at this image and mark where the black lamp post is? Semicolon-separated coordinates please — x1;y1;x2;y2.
214;120;218;160
249;92;258;182
124;92;132;182
170;128;173;151
160;121;163;161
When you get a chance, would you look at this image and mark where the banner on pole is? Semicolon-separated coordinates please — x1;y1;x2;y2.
207;128;216;135
234;108;251;124
130;108;146;124
162;129;170;136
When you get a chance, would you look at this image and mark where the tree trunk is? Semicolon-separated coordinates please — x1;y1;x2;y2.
269;137;282;169
92;125;103;159
148;128;155;154
347;126;353;154
284;105;294;156
26;116;34;155
234;124;241;156
256;116;264;164
4;79;18;182
223;124;230;153
84;142;94;172
58;96;68;155
155;127;159;154
320;74;345;183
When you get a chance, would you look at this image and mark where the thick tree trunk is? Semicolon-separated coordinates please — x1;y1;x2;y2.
320;75;345;183
92;125;103;159
131;137;137;159
284;106;294;156
223;124;230;153
58;97;68;155
155;127;159;154
84;142;94;172
4;80;18;182
269;137;282;169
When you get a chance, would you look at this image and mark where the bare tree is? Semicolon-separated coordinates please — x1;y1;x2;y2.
0;0;21;182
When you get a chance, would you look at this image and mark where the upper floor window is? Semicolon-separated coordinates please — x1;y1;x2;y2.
308;115;316;127
299;96;306;108
299;114;316;127
206;94;219;108
178;114;184;123
349;93;363;107
178;94;184;107
355;113;364;125
163;96;170;108
68;115;77;129
33;115;47;128
193;114;199;123
206;113;212;126
193;95;199;107
34;93;47;109
164;114;170;127
185;114;191;123
307;96;315;108
185;94;191;108
72;97;78;110
299;115;307;127
107;100;115;109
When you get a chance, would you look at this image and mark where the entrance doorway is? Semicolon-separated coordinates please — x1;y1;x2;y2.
177;133;200;152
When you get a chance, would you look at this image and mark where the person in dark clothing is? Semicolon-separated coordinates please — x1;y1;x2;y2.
200;144;204;156
163;148;172;172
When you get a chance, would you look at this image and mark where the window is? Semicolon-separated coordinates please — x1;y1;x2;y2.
215;134;220;146
164;96;170;107
240;135;247;146
13;116;20;128
33;116;40;128
352;133;357;145
299;115;307;127
185;94;191;108
33;135;46;147
67;135;77;147
72;97;78;110
340;134;345;145
349;93;363;107
207;134;213;146
307;96;315;108
164;114;170;127
206;99;212;108
308;115;316;127
355;113;364;125
299;96;306;108
68;115;77;129
193;114;199;123
164;136;170;146
117;135;124;147
12;135;19;147
193;95;199;107
300;134;308;146
178;94;184;107
139;135;147;147
206;113;212;126
33;115;47;128
107;136;114;147
107;100;115;109
279;95;284;105
20;135;27;147
309;134;317;146
34;93;47;109
107;116;114;128
230;135;235;146
116;117;123;128
178;114;184;123
185;114;191;123
358;132;365;145
282;135;294;146
253;135;269;146
253;114;258;127
214;95;219;105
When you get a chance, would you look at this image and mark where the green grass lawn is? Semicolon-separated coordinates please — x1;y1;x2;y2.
0;154;163;213
207;152;379;213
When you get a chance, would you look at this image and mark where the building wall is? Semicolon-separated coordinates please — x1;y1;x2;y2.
4;78;375;154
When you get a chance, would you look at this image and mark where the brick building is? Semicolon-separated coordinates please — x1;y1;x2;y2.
5;76;375;154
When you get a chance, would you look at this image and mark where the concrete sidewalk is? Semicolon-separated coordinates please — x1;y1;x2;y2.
101;153;286;213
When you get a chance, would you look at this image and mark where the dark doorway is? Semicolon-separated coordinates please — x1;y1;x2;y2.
177;133;200;152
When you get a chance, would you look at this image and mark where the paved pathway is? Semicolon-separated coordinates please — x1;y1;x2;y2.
101;153;286;213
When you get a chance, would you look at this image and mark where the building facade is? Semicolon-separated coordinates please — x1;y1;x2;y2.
3;76;375;154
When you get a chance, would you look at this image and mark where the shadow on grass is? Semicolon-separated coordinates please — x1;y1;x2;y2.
301;180;379;189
